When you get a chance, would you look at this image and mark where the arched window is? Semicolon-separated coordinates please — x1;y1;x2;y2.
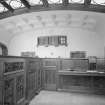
0;42;8;56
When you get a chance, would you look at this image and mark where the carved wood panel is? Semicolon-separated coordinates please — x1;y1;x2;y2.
16;75;24;102
4;78;14;105
4;62;24;73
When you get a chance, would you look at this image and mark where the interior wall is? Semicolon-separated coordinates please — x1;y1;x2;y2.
96;19;105;58
0;28;11;45
8;27;104;58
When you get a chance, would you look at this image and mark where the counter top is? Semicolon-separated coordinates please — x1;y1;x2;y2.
58;70;105;76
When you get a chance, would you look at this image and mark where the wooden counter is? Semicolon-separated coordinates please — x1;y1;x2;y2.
58;70;105;76
57;70;105;95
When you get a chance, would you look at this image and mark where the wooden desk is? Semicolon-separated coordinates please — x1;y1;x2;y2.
57;70;105;95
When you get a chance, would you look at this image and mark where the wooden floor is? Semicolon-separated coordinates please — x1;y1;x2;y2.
29;90;105;105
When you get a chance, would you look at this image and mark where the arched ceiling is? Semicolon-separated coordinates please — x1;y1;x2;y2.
0;10;105;35
0;0;105;45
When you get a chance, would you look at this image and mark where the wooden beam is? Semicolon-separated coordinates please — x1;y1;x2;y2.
0;0;14;12
84;0;91;6
20;0;31;9
0;3;105;20
41;0;49;7
62;0;69;6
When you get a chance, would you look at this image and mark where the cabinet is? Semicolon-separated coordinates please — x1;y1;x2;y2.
42;58;60;90
25;58;42;102
0;57;26;105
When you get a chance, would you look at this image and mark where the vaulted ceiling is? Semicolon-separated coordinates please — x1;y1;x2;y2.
0;11;97;34
0;10;104;35
0;0;105;45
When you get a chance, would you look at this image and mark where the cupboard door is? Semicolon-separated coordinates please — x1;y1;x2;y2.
4;78;15;105
37;69;41;91
27;70;36;100
16;75;25;104
92;76;105;94
93;76;105;89
44;70;57;90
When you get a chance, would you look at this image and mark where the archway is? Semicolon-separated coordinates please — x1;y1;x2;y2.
0;42;8;56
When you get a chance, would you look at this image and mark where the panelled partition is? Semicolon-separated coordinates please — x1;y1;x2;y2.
42;58;60;91
43;58;105;95
0;56;26;105
0;56;105;105
25;58;42;102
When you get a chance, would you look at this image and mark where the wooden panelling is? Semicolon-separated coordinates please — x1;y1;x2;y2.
0;57;104;105
0;57;26;105
96;58;105;72
43;59;57;67
25;58;42;102
58;72;105;94
0;86;3;105
42;58;60;90
70;51;86;58
16;75;25;103
60;59;89;71
4;78;15;105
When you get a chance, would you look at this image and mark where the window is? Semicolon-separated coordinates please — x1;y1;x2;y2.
58;36;67;46
37;36;49;47
69;0;84;3
48;0;62;4
0;4;8;13
6;0;25;9
91;0;105;5
37;36;67;47
49;36;59;46
26;0;42;6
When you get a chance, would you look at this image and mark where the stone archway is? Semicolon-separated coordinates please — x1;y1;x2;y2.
0;42;8;56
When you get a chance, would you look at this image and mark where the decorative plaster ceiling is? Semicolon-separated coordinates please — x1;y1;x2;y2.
0;0;105;13
0;10;104;46
0;10;98;35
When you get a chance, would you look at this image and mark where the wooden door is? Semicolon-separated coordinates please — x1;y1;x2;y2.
44;69;57;90
27;69;37;100
42;58;60;90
